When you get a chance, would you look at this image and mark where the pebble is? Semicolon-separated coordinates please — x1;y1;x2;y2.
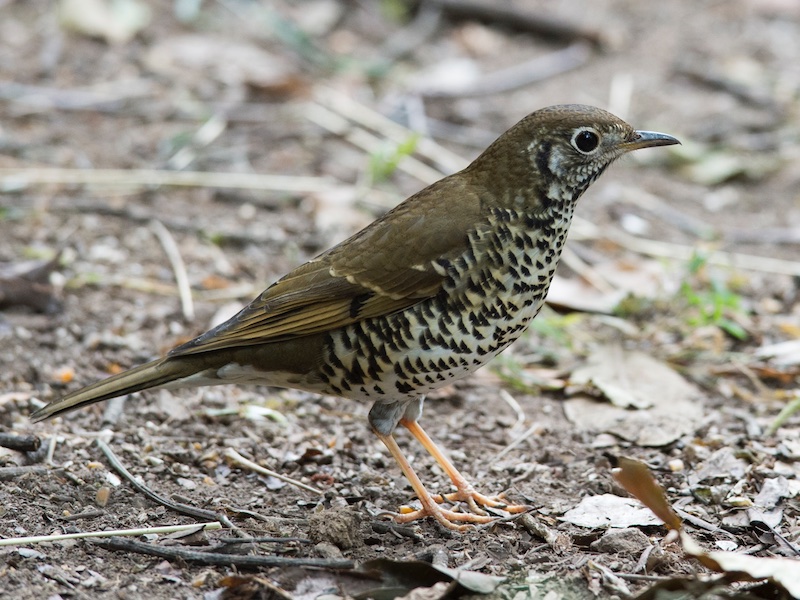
590;527;650;554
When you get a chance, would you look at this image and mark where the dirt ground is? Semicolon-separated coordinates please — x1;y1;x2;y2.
2;1;800;598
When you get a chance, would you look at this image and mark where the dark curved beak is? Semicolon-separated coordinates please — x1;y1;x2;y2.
623;130;681;151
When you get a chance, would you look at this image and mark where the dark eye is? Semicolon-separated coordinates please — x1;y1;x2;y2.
571;129;600;154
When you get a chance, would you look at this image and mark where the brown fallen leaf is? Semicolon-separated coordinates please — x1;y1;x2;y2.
613;455;800;598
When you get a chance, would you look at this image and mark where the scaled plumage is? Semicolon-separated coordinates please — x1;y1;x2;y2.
32;105;678;530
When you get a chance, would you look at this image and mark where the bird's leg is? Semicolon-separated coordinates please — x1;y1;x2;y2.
371;427;494;531
399;418;528;515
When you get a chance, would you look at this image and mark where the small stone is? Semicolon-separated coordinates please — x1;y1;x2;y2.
590;527;650;554
307;506;362;550
95;486;111;507
668;459;685;472
314;541;343;559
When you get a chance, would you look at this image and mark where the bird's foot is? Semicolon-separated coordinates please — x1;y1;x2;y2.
432;486;529;516
393;496;495;531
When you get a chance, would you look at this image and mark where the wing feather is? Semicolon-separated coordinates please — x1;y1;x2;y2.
170;175;484;356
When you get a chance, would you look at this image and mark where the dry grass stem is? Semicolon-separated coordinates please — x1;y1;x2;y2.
0;522;222;547
0;167;339;193
223;448;324;496
149;219;194;321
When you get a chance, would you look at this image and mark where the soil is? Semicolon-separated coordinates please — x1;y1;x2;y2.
1;1;800;598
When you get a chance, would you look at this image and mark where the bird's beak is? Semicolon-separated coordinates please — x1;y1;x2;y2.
623;130;681;151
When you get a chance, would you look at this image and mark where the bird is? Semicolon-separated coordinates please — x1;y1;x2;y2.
32;105;679;530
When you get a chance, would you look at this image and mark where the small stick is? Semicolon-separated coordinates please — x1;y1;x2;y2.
559;245;616;294
315;87;466;173
491;421;542;462
426;0;607;48
570;217;800;278
305;103;444;185
677;64;781;111
92;537;354;569
0;432;41;453
0;522;221;547
416;42;592;99
497;389;526;433
150;220;194;321
0;465;49;481
224;448;324;496
725;227;800;245
45;436;57;466
216;536;310;544
58;510;105;522
96;439;236;529
101;396;128;426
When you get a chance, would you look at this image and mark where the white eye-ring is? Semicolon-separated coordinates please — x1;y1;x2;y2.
571;127;601;154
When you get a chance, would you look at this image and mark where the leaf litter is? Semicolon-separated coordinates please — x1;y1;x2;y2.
1;1;800;599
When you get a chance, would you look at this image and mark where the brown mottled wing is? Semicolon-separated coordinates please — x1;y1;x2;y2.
169;176;484;356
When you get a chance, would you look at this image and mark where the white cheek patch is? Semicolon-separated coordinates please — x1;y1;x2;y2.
548;148;563;173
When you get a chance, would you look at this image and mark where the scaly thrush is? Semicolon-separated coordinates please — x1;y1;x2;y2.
32;105;679;530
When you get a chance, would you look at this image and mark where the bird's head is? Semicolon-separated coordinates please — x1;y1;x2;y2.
470;104;679;209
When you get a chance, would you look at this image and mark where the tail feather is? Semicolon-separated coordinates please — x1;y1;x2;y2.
31;358;191;422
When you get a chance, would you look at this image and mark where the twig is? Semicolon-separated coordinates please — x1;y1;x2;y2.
45;436;57;465
101;396;128;426
305;103;444;185
315;87;466;174
414;43;592;98
0;465;49;481
0;433;41;453
0;78;154;113
425;0;607;48
224;448;324;496
58;510;105;522
150;220;194;321
673;507;737;539
217;536;311;545
725;227;800;245
571;217;800;277
0;167;339;193
491;421;542;462
92;536;354;569
96;439;236;529
54;200;289;248
611;185;717;239
0;522;221;547
676;63;782;112
497;389;525;432
559;245;616;294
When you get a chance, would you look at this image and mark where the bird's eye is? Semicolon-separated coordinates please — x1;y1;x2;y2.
571;128;600;154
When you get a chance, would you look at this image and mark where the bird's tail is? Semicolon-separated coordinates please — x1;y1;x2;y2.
31;358;191;422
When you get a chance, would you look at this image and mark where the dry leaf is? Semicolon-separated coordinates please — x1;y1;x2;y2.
560;494;663;529
564;346;704;446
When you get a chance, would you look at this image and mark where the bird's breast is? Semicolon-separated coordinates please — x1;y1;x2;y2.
308;208;574;403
